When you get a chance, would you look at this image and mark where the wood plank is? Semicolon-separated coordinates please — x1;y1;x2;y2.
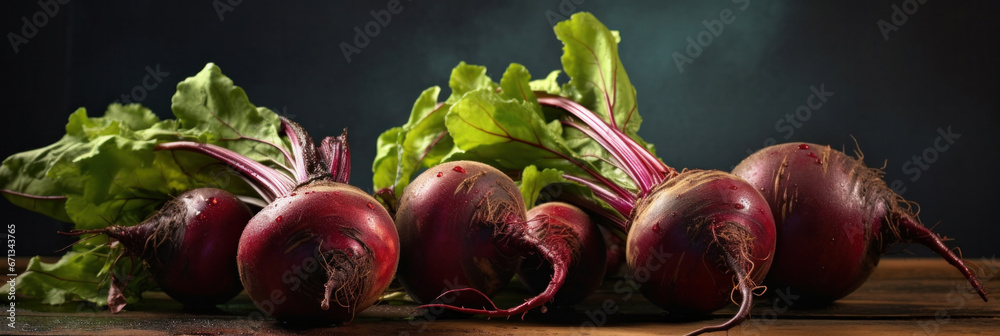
5;258;999;335
9;314;1000;335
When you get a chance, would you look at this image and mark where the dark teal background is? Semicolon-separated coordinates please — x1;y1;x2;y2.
3;1;998;258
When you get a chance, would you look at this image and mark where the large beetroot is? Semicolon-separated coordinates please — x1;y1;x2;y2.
733;142;987;304
628;170;775;334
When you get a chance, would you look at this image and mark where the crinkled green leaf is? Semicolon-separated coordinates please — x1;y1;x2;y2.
1;245;154;308
373;62;503;196
555;12;643;137
171;63;286;164
444;89;591;176
1;63;288;307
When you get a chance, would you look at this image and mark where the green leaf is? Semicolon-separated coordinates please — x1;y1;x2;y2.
0;63;287;307
529;70;563;95
446;62;498;104
555;12;642;137
444;89;590;176
499;63;538;106
171;63;286;165
1;245;154;307
517;165;624;226
405;86;442;129
372;126;406;193
373;62;503;196
519;165;565;207
371;87;448;195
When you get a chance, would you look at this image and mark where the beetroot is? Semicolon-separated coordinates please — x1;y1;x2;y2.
157;119;399;324
733;142;987;304
393;161;524;308
628;170;775;334
237;181;398;323
535;95;777;335
516;202;606;307
397;161;602;316
73;187;252;312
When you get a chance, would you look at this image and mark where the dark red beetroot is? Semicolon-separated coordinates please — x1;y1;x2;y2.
534;95;777;334
516;202;606;307
237;181;398;324
398;161;597;317
74;187;252;312
394;161;524;308
733;143;987;304
627;170;775;334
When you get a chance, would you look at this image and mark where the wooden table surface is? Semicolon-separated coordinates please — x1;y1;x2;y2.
5;258;999;335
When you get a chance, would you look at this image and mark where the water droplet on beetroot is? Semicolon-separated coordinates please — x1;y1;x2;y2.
652;224;661;233
728;185;737;190
198;212;206;220
798;144;810;150
276;216;283;223
453;166;466;173
367;203;375;210
816;159;823;165
734;203;745;210
807;152;818;159
436;172;443;177
209;197;218;205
